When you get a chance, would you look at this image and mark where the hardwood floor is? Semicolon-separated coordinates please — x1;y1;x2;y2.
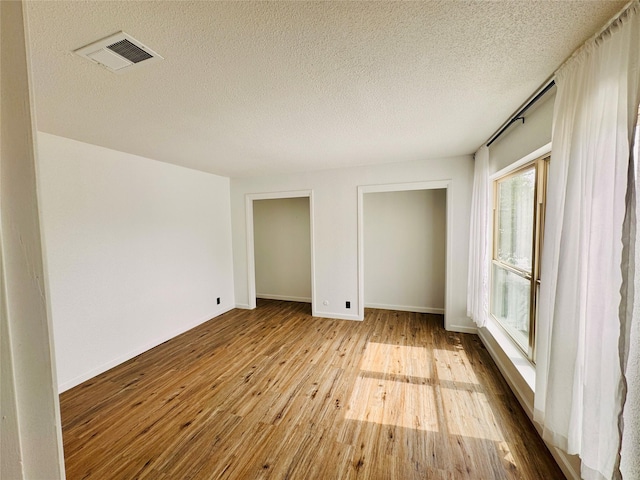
60;300;564;479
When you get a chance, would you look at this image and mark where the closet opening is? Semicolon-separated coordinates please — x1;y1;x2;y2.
245;191;315;314
357;181;452;328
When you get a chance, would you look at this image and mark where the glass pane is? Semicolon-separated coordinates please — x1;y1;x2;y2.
497;168;535;271
491;264;530;351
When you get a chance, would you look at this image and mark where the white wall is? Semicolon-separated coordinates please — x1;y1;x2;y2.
0;1;65;477
231;155;474;331
37;133;235;392
363;189;445;313
254;197;311;302
621;120;640;480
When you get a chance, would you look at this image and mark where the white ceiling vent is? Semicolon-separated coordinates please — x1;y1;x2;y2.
74;32;163;74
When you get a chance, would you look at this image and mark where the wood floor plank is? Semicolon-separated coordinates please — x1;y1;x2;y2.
60;300;565;479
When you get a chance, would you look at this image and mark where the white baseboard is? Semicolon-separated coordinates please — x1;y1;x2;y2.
235;302;361;322
365;303;444;314
548;446;581;480
57;305;234;393
257;294;312;303
447;324;478;334
313;311;363;321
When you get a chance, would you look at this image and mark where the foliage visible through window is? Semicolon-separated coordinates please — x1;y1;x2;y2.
491;156;548;360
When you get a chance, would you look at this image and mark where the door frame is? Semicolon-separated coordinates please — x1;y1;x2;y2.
245;190;316;315
357;180;452;327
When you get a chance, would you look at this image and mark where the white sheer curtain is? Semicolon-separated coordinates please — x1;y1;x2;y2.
534;4;640;480
467;145;490;327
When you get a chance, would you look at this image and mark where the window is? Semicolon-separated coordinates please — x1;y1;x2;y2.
491;156;548;360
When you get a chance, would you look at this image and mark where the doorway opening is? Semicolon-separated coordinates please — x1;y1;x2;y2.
363;188;446;314
245;191;315;315
357;181;452;328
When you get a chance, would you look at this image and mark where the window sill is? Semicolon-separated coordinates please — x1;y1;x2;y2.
478;317;536;416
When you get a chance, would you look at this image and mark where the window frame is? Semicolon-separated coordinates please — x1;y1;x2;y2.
491;155;549;361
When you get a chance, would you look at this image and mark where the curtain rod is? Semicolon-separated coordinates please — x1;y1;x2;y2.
485;0;637;149
486;79;555;147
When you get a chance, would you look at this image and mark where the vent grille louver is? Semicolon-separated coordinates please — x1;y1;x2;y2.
107;39;153;64
74;32;163;74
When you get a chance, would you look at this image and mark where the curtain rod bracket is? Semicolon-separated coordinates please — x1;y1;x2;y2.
486;80;555;147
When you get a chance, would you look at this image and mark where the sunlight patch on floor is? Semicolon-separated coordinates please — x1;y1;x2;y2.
360;342;431;378
344;373;439;432
440;386;505;442
345;342;508;443
433;347;480;385
433;347;506;442
344;341;438;431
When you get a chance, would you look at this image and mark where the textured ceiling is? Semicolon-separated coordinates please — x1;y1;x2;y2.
25;1;625;177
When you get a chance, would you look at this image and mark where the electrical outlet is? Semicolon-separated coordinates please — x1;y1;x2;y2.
217;297;221;305
346;301;351;309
